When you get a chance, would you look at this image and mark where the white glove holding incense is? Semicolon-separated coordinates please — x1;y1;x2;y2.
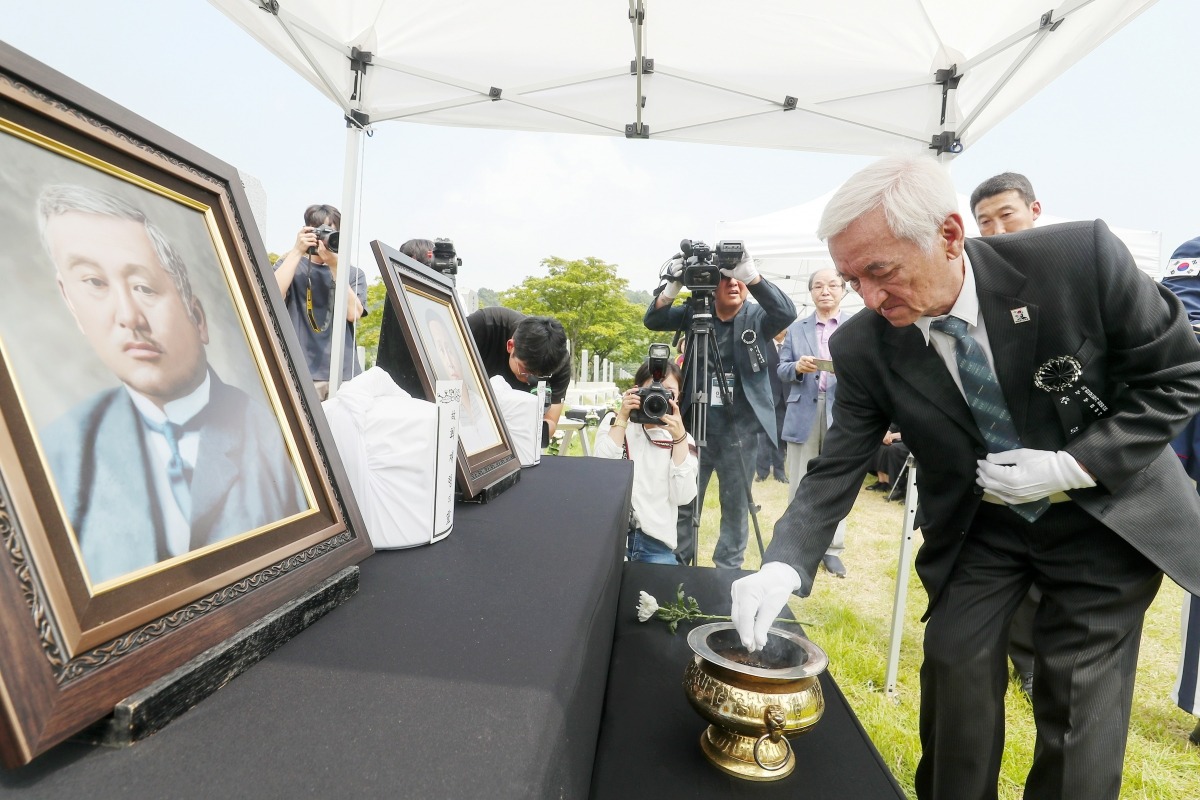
731;561;802;651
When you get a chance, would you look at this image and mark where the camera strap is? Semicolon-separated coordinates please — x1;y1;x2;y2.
305;262;335;334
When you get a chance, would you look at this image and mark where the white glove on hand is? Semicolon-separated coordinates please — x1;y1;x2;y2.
975;448;1095;504
659;255;685;300
719;251;760;285
731;561;802;652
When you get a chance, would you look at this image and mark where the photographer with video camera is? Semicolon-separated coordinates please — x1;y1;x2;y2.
400;237;462;278
645;241;796;568
596;344;698;564
273;204;367;399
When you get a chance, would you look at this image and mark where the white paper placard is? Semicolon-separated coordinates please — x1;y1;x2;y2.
433;380;461;543
530;380;547;467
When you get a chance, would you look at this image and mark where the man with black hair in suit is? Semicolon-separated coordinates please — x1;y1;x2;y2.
732;155;1200;800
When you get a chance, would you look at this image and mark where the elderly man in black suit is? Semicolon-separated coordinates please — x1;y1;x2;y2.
731;154;1200;800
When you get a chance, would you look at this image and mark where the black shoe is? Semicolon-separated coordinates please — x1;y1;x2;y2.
821;554;847;578
1019;672;1034;698
866;482;891;493
1190;720;1200;746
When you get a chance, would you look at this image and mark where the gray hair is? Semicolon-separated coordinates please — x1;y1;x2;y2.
37;184;200;322
817;154;958;253
807;268;843;291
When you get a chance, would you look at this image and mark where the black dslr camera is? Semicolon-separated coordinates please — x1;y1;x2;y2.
307;225;340;255
630;343;674;425
431;238;462;276
678;239;745;291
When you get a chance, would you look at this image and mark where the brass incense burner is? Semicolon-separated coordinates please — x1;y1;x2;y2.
683;622;828;781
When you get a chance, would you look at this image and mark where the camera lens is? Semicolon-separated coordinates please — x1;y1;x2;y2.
642;393;669;420
325;230;340;253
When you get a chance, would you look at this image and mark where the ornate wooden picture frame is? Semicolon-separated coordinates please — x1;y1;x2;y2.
0;43;372;766
371;240;521;500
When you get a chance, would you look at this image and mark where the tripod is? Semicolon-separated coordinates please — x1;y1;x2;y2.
676;289;767;568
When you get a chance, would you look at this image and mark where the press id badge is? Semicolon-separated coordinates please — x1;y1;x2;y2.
710;372;736;406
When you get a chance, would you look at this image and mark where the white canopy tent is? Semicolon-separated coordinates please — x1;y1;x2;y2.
718;192;1162;317
208;0;1158;391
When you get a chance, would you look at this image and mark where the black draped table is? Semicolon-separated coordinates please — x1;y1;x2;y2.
2;456;902;799
591;562;906;799
2;455;631;799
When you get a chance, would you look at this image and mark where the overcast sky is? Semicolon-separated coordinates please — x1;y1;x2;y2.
3;0;1197;295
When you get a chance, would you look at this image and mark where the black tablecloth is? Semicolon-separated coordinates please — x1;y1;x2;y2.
3;455;632;799
591;562;906;799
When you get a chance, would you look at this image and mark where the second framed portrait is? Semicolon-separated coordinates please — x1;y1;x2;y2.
371;241;521;500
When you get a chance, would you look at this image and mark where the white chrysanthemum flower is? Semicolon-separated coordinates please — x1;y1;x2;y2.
636;591;660;622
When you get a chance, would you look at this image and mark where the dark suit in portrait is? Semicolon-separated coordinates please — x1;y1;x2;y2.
43;373;307;585
764;221;1200;799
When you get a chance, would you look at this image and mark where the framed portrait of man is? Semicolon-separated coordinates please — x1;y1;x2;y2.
0;44;372;766
371;240;521;500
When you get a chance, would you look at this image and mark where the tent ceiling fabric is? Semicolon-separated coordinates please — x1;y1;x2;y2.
210;0;1155;155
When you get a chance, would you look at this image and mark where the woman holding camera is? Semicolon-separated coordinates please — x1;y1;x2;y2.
595;359;698;565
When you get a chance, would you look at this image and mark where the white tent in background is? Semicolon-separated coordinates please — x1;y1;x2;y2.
717;193;1162;317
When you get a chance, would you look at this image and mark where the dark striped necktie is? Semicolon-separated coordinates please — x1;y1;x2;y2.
930;315;1049;522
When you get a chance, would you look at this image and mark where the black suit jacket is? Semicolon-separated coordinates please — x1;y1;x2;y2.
764;221;1200;611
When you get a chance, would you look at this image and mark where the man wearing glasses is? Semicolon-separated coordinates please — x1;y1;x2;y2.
645;249;796;569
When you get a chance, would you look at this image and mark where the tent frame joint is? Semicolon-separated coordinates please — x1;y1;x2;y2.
630;57;654;75
1040;10;1065;31
350;47;373;74
345;109;370;129
255;0;279;14
625;122;650;139
782;95;798;111
929;130;962;155
489;87;502;100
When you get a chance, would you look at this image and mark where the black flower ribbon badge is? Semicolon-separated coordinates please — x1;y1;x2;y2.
1033;356;1082;393
1033;355;1106;439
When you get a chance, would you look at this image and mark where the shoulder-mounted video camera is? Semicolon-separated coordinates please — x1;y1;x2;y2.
630;342;674;425
432;238;462;276
678;239;745;292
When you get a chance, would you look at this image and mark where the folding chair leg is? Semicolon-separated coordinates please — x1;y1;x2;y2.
886;458;911;501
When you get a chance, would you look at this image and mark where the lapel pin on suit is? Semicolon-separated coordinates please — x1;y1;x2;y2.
1010;306;1031;324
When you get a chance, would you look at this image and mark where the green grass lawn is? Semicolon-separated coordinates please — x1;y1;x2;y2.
674;468;1200;799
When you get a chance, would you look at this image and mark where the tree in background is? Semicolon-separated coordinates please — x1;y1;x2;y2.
355;281;390;369
476;287;500;308
500;256;657;372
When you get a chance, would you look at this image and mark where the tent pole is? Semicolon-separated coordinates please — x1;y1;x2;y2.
327;120;363;398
